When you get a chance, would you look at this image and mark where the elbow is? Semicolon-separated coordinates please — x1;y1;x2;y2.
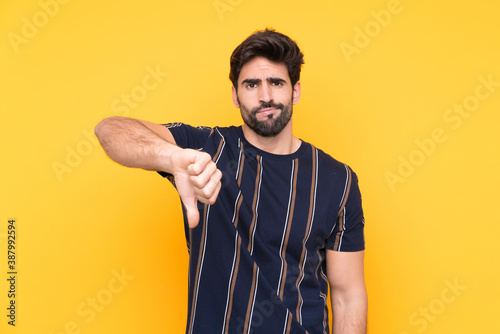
95;116;123;141
94;119;104;141
331;285;367;310
95;117;110;141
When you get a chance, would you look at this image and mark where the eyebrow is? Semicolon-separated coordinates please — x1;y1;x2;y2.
241;77;287;85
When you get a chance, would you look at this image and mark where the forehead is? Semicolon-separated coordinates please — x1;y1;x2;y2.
238;57;289;83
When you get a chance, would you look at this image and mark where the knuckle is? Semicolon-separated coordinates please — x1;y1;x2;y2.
199;152;211;164
191;176;204;188
188;164;199;175
201;187;212;198
189;175;198;185
206;161;216;172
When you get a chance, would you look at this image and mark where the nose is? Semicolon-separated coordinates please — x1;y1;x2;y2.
259;83;273;103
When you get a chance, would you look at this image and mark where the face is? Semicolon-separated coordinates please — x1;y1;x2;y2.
232;57;301;137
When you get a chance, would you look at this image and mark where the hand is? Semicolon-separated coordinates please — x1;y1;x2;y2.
170;148;223;228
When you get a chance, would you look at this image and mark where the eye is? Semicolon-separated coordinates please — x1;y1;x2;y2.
271;80;283;87
246;83;257;89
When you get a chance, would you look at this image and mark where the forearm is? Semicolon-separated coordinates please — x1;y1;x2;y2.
331;291;367;334
95;116;180;172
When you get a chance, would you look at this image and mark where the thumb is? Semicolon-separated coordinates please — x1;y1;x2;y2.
183;196;200;228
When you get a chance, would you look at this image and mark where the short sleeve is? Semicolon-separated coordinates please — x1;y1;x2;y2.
325;168;365;252
162;122;212;149
157;123;212;179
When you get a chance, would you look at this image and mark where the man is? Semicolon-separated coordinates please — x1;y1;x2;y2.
95;28;367;334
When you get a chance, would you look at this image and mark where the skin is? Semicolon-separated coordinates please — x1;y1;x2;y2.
94;56;367;333
327;250;367;333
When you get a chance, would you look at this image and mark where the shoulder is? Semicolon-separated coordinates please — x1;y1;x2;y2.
311;144;355;177
161;123;215;149
211;125;241;137
307;144;361;206
168;123;214;134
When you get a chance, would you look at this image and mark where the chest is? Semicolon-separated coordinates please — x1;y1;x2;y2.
213;143;337;254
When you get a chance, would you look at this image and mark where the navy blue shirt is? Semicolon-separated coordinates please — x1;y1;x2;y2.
159;124;365;334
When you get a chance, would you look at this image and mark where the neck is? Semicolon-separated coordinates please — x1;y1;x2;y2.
241;121;301;155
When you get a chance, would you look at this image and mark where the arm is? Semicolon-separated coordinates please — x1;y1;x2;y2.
326;250;367;334
94;116;178;171
94;116;222;227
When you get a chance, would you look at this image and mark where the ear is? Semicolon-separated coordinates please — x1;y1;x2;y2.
232;86;240;108
292;81;301;105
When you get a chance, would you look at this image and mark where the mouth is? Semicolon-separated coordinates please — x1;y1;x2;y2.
256;108;279;116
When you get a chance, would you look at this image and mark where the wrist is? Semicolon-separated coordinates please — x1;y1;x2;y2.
156;142;183;173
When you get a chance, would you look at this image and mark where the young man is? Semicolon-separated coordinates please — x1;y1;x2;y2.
95;28;367;334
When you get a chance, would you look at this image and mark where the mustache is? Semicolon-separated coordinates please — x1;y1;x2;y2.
251;102;285;115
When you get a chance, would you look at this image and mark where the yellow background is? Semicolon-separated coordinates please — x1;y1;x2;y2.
1;0;499;333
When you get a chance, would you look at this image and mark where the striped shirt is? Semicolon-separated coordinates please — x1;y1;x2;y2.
159;124;365;334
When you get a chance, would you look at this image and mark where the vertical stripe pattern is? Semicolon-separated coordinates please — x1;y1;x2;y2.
221;233;240;334
236;141;245;186
187;138;225;334
247;155;262;254
187;204;210;334
294;147;318;323
242;263;259;334
222;151;263;332
333;166;352;251
277;159;299;299
223;235;243;334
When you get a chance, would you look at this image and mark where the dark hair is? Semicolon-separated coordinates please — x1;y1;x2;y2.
229;28;304;90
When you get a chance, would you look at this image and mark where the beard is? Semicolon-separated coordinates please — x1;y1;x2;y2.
239;99;293;137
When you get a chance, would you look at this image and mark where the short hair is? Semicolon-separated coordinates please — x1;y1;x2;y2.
229;28;305;90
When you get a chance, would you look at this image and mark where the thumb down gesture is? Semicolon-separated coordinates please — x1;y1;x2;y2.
170;148;223;228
